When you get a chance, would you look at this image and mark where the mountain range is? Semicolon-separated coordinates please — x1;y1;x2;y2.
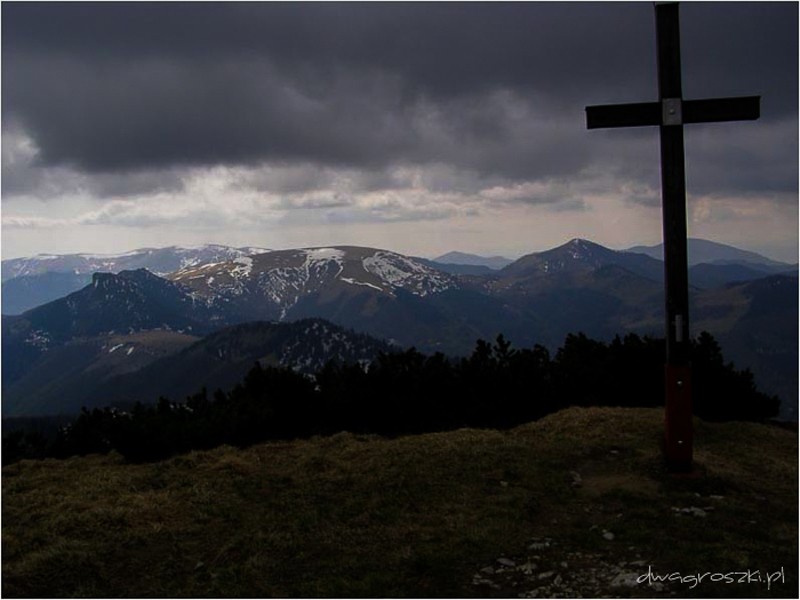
2;238;796;420
1;245;269;315
4;239;794;316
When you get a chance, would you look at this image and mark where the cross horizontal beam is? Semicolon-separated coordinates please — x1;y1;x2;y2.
585;95;760;129
585;102;661;129
683;96;760;124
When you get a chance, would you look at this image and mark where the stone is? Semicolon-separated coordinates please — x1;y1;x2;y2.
518;561;538;575
538;570;555;580
528;541;550;551
628;560;647;567
498;557;516;567
674;506;707;517
569;471;583;488
480;566;496;575
602;530;615;541
610;571;640;587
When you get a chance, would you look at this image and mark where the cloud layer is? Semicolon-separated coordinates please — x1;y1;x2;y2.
2;2;797;260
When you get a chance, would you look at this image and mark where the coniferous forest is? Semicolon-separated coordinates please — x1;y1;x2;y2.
3;331;779;465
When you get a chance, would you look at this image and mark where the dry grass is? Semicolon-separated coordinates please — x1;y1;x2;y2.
3;407;797;598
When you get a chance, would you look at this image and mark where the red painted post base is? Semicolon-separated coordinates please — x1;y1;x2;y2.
664;363;693;472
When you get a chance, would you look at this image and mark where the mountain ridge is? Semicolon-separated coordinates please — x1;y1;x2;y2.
1;244;271;314
5;238;794;316
2;239;795;419
627;238;793;268
431;251;512;270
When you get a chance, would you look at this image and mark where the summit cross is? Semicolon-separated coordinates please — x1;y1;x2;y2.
585;2;760;472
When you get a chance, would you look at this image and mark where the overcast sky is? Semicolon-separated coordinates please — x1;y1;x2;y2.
2;2;797;261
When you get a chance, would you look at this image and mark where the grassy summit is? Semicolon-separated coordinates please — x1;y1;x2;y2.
3;407;797;598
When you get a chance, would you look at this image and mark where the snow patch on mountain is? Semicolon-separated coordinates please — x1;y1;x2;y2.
24;330;51;350
341;277;384;292
363;251;452;296
305;248;345;264
232;256;253;278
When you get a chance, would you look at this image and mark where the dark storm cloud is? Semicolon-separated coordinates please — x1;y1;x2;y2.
4;54;418;170
2;3;657;98
2;2;796;197
685;118;799;198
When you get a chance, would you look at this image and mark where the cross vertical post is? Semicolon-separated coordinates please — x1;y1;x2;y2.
584;2;760;472
656;2;692;472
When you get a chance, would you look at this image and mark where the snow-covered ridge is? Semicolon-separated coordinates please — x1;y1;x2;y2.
170;246;458;319
2;244;270;281
174;246;454;295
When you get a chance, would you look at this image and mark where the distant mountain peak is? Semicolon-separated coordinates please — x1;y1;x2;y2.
430;251;512;270
566;237;592;246
540;238;614;262
500;238;664;281
561;238;605;256
626;238;791;268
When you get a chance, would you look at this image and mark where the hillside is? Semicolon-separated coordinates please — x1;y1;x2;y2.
81;319;394;413
1;330;200;417
693;275;799;420
2;319;392;417
2;269;221;409
3;407;796;598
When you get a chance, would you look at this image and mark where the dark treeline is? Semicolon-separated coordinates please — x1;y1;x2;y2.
3;331;779;464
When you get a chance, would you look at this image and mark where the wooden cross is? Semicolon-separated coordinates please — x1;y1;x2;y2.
585;2;760;472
